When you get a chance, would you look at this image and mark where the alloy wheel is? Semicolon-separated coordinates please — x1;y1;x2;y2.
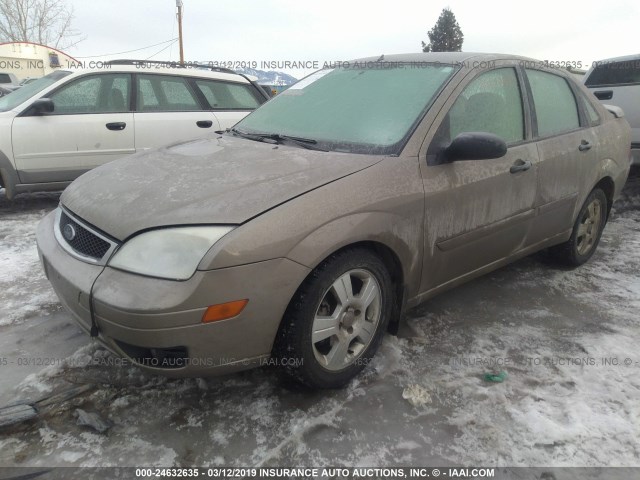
311;269;382;371
576;198;603;256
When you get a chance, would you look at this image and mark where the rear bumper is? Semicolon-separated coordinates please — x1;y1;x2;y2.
36;211;311;377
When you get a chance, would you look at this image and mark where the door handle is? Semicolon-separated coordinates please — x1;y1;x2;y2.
510;159;531;174
579;140;592;152
196;120;213;128
593;90;613;100
106;122;126;131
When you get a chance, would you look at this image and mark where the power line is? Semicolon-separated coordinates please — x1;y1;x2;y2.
75;38;179;59
145;39;178;60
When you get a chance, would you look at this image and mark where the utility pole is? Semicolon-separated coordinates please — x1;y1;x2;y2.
176;0;184;64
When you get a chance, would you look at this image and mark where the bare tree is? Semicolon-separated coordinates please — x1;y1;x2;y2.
0;0;84;50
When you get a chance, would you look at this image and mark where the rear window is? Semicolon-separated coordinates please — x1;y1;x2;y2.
137;74;201;112
526;69;580;137
585;59;640;87
580;92;601;126
194;79;261;109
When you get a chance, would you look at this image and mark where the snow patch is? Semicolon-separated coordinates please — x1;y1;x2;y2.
402;384;433;407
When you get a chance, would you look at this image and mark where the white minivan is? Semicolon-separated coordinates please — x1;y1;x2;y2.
584;54;640;165
0;63;269;199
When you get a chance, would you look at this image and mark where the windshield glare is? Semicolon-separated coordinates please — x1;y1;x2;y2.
235;63;456;154
0;71;72;112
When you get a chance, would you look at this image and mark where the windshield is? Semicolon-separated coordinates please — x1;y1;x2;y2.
234;63;457;154
0;70;72;112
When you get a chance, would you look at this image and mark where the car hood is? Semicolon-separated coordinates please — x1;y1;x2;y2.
61;136;383;241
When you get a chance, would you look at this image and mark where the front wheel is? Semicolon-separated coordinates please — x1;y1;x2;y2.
274;248;394;389
551;188;608;266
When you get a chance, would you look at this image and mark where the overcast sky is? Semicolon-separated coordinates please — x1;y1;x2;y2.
67;0;639;78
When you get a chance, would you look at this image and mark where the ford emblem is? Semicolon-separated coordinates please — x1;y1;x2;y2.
62;223;76;242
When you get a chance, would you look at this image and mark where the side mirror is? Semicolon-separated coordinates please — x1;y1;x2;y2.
444;132;507;162
29;98;54;115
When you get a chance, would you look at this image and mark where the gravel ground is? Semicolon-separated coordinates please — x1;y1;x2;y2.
0;170;638;468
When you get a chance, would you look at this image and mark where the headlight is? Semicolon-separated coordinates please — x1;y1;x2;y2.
108;226;233;280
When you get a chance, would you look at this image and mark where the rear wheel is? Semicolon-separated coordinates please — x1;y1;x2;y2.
551;188;608;266
274;248;393;389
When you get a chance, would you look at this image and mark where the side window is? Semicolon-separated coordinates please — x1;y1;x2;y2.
194;80;261;109
526;69;579;137
137;74;200;112
50;74;131;114
443;68;524;145
581;92;601;126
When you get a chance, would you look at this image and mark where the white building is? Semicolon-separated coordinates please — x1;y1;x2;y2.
0;42;78;81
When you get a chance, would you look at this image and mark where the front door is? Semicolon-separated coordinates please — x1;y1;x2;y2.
12;73;134;184
420;66;539;291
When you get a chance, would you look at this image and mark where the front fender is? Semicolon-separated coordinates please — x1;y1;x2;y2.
199;156;425;300
285;211;421;296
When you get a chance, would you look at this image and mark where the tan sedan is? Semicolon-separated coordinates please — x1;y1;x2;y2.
36;53;631;388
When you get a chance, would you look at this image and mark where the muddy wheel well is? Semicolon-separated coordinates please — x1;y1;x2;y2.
594;176;615;217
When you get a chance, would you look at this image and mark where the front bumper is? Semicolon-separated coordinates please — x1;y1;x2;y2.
36;211;311;377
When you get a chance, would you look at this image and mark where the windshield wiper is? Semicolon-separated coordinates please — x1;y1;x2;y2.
269;133;329;152
230;128;328;152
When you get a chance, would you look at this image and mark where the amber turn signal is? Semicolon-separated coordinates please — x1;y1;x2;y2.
202;299;249;323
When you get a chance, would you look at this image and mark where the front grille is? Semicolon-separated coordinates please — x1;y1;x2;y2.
59;211;111;260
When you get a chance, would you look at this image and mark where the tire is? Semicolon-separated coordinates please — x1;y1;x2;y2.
274;248;394;389
550;188;608;266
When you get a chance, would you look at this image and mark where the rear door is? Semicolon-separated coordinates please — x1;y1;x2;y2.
523;68;594;244
190;78;264;129
12;73;134;183
420;66;539;291
133;74;219;152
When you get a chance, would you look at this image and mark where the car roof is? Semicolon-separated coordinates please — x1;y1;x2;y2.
351;52;536;64
62;64;252;84
590;53;640;64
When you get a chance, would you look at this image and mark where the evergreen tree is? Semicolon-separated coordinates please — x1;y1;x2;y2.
422;8;464;53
